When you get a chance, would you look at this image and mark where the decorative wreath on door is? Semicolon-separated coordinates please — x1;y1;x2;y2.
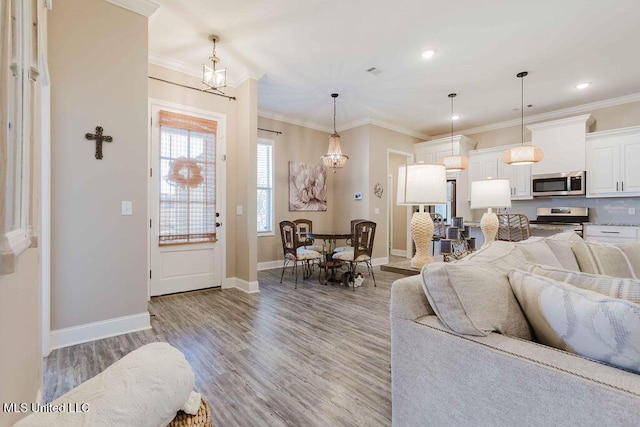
169;157;204;188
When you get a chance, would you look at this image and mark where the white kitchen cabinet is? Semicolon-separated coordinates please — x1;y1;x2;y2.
415;135;477;220
468;145;532;200
586;126;640;198
583;225;639;243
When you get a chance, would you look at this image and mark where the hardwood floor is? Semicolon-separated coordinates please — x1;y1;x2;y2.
44;267;405;426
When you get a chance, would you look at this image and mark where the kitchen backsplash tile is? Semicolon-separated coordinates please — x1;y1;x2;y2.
502;197;640;225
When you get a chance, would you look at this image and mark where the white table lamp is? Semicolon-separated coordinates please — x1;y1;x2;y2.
397;163;447;269
470;179;512;245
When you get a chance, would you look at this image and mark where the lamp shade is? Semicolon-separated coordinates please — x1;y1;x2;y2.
502;145;544;165
440;155;469;172
397;163;447;205
470;179;512;209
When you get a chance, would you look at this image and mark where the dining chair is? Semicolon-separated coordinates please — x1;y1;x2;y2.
496;213;531;242
333;218;366;253
279;220;322;288
430;213;446;255
333;220;377;290
293;219;323;252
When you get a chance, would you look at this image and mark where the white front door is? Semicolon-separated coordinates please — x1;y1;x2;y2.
149;101;225;296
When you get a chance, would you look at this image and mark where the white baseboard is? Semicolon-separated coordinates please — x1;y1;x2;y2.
372;256;389;266
390;249;407;257
257;260;283;271
50;312;151;350
223;277;260;293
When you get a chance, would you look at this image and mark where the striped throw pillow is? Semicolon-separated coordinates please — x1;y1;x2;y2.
572;241;640;278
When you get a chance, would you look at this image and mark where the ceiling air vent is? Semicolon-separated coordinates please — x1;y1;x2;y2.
366;67;382;76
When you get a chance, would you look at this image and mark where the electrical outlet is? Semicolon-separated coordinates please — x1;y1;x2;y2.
236;205;243;215
374;208;380;215
629;208;636;215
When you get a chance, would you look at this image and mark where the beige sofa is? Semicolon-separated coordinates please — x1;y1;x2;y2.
391;233;640;426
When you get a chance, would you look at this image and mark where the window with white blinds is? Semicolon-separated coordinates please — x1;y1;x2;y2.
158;110;217;246
257;139;273;234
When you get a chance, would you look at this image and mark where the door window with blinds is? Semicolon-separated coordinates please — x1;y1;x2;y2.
158;110;217;245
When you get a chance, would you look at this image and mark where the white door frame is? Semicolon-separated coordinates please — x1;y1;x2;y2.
387;149;414;259
147;98;226;299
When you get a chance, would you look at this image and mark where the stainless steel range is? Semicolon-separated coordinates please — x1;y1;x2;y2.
529;207;590;237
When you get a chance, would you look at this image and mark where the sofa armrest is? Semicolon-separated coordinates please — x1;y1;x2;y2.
392;315;640;426
390;275;433;321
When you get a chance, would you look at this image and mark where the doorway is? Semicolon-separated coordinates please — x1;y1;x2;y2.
148;100;225;296
387;150;414;259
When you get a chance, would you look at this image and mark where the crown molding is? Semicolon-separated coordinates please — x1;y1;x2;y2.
230;69;265;87
103;0;159;17
431;92;640;139
148;51;202;79
149;51;248;89
258;110;333;133
526;113;595;131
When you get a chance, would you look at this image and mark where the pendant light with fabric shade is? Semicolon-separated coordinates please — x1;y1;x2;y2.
502;72;544;165
321;93;348;172
441;93;468;172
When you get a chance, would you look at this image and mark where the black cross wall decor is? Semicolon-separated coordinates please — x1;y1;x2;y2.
85;126;113;160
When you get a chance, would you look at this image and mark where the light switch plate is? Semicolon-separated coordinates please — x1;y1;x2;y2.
121;201;133;216
374;207;380;215
236;205;243;215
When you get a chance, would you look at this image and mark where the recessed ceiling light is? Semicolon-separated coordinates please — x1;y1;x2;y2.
575;82;591;90
451;115;460;121
421;49;436;59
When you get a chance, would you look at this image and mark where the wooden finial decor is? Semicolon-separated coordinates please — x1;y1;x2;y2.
85;126;113;159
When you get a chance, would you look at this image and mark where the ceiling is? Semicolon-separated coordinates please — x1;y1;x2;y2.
148;0;640;138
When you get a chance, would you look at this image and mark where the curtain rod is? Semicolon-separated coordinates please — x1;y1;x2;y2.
258;128;283;135
148;76;237;101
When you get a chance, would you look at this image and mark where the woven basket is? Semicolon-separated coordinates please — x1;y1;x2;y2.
168;398;213;427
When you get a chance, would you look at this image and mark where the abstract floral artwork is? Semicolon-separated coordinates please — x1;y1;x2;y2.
289;161;327;211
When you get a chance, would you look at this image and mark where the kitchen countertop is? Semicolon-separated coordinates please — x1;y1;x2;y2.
465;222;576;231
584;223;640;227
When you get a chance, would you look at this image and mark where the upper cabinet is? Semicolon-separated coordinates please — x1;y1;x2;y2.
468;145;532;200
414;135;477;167
528;114;595;175
586;126;640;198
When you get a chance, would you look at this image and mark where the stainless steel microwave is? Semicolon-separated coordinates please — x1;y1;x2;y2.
531;171;586;197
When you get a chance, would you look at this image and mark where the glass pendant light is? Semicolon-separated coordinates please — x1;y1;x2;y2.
202;35;227;93
441;93;468;172
502;72;544;165
321;93;348;172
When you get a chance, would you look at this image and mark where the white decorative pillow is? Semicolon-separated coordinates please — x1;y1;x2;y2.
508;269;640;374
525;263;640;304
544;238;580;271
421;246;531;339
515;237;564;268
572;241;638;278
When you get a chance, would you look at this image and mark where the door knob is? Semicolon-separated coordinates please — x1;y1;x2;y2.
216;222;222;227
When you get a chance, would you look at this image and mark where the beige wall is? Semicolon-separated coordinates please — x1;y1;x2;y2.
48;0;148;329
256;117;335;263
332;126;370;232
389;153;409;252
235;80;259;283
0;250;42;427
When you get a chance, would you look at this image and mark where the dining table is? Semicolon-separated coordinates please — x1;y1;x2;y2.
306;231;351;285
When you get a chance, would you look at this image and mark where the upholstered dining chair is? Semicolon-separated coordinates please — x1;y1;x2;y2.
430;213;446;255
496;213;531;242
333;220;377;291
279;220;322;288
333;218;367;253
293;219;323;252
